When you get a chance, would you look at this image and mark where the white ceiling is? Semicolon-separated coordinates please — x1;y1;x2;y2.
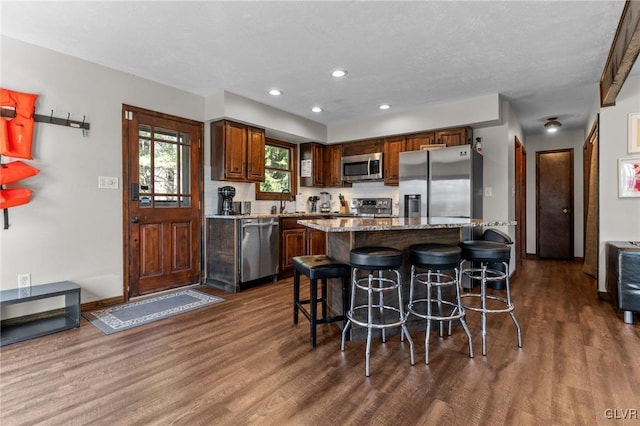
1;1;633;136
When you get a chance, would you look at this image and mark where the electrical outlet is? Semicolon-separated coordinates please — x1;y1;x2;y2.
18;273;31;289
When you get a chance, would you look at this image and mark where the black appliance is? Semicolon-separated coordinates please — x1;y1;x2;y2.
218;186;236;215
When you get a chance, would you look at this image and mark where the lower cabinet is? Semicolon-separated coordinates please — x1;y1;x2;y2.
280;216;327;277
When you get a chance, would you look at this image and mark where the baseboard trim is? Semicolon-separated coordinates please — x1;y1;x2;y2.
81;296;124;312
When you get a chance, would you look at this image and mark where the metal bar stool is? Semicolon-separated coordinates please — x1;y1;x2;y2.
459;240;522;356
340;246;415;376
293;255;351;347
407;243;473;364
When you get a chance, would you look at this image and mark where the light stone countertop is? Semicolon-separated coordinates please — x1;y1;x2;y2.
297;217;516;232
205;212;356;220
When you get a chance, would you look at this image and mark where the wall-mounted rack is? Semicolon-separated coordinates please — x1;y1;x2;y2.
1;106;90;229
1;107;90;132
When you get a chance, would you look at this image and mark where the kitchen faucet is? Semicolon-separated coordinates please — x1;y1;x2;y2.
280;189;290;213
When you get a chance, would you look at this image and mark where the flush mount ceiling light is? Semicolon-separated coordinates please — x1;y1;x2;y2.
544;117;562;132
311;106;323;113
379;104;391;110
268;89;282;96
330;69;348;78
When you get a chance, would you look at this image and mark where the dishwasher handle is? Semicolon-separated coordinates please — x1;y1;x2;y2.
242;222;279;228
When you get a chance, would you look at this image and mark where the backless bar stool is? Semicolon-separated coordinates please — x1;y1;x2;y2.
459;240;522;356
341;246;415;376
293;255;351;347
407;243;473;364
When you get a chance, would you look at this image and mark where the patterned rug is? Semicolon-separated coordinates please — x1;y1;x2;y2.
83;288;224;335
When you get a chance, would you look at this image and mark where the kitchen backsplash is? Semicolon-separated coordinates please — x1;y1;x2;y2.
205;179;399;216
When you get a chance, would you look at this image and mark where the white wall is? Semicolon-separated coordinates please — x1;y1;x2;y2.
327;93;501;143
597;74;640;290
524;129;586;257
0;37;204;316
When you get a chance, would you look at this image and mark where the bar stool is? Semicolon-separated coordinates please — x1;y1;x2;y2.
340;246;415;376
293;255;351;347
459;240;522;356
407;243;473;364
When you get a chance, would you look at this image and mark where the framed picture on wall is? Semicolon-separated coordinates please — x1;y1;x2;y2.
618;156;640;197
628;113;640;153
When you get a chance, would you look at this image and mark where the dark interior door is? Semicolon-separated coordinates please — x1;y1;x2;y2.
536;149;574;259
123;105;202;298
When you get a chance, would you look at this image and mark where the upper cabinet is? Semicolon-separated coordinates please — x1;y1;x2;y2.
324;144;346;188
405;132;435;152
435;127;473;147
211;120;265;182
246;126;265;181
383;136;406;186
300;142;325;187
300;142;349;188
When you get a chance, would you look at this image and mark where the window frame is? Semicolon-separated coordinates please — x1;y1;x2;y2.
255;137;298;201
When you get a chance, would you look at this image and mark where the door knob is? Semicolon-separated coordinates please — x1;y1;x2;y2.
131;216;140;223
562;208;568;214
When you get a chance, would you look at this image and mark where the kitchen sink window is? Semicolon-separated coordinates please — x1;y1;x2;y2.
255;138;297;201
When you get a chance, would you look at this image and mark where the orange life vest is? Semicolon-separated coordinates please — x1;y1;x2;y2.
0;88;38;160
0;160;40;185
0;188;32;209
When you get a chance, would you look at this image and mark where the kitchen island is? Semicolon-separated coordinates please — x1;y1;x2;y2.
297;216;516;339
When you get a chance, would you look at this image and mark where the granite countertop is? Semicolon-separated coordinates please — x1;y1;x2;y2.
297;217;516;232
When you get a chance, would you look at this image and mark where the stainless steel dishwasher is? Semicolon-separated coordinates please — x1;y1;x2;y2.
239;217;279;283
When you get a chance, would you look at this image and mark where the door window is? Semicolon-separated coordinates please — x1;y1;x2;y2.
138;125;192;208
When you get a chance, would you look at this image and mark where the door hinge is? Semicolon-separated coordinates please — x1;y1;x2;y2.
124;111;134;120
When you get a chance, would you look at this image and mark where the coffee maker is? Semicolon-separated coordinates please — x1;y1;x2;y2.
218;186;236;215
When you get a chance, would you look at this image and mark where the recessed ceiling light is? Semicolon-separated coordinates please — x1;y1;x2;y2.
269;89;282;96
331;69;348;78
311;106;323;113
379;104;391;110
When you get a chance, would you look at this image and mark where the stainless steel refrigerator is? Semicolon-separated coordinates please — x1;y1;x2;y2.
399;145;483;218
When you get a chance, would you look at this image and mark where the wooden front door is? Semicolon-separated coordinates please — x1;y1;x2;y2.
536;149;574;260
123;105;203;298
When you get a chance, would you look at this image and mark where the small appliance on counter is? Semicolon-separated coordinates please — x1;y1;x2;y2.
217;186;236;215
308;196;319;213
320;192;332;213
350;198;392;217
231;201;251;215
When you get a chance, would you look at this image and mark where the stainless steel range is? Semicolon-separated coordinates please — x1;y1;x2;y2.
349;198;393;217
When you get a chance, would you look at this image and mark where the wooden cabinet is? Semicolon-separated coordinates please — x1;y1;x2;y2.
405;132;435;151
324;144;346;187
246;126;265;181
281;228;306;272
300;143;325;187
279;216;327;277
211;120;265;182
383;136;406;186
435;127;473;147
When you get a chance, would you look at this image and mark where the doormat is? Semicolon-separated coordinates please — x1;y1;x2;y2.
83;289;224;335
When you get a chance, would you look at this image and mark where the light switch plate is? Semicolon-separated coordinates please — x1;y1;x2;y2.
98;176;119;189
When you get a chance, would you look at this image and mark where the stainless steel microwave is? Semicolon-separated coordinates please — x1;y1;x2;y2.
341;152;383;182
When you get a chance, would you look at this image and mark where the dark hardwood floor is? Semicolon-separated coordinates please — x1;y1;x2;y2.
1;259;638;425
